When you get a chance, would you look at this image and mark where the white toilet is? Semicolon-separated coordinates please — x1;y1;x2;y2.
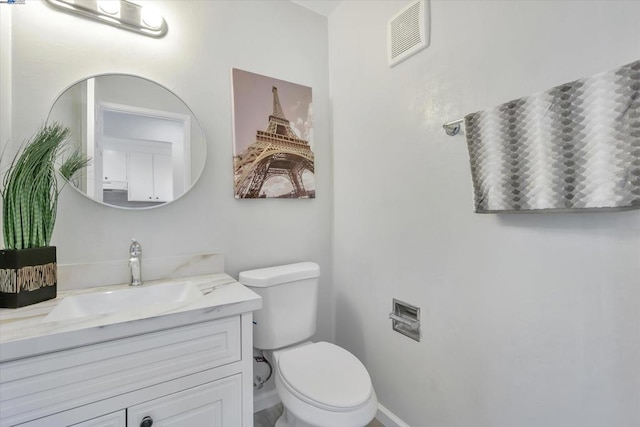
239;262;377;427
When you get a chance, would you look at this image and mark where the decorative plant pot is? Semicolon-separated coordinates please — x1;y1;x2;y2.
0;246;57;308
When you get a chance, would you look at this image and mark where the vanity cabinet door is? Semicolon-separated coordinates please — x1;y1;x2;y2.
70;411;126;427
127;375;242;427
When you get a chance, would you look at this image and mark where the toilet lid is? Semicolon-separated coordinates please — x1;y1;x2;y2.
277;342;372;410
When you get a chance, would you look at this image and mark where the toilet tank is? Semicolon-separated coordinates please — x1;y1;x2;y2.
239;262;320;350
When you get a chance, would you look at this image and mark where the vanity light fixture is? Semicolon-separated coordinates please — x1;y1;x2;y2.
44;0;168;38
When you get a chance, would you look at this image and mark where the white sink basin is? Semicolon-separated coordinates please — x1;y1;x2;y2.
44;281;202;323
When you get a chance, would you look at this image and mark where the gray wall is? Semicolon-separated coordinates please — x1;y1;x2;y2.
329;1;640;426
1;1;334;342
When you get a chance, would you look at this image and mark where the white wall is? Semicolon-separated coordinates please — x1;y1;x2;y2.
1;1;334;342
4;1;640;423
329;1;640;426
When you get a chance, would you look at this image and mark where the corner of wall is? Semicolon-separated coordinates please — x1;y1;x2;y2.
0;5;12;152
0;5;12;245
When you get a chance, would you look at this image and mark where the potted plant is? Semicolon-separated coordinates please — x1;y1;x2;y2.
0;123;88;308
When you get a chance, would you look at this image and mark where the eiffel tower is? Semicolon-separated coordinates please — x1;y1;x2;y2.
234;86;315;198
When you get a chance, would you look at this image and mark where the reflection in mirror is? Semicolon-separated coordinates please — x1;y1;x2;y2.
49;74;206;209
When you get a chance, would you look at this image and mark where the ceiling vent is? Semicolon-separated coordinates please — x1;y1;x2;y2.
387;0;430;67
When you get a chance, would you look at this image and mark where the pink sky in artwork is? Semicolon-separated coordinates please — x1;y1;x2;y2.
232;69;313;155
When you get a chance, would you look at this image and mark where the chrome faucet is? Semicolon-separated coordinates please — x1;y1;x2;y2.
129;238;142;286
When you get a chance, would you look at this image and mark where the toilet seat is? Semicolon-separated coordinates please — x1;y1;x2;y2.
276;342;373;412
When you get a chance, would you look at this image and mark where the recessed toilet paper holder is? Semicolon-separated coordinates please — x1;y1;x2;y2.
389;299;421;341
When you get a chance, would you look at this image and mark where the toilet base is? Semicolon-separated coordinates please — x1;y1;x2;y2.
275;401;376;427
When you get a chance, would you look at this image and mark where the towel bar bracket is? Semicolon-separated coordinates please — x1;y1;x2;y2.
443;118;463;136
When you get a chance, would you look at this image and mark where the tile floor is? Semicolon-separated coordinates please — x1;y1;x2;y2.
254;403;384;427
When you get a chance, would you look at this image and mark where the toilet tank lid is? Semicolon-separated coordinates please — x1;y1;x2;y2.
239;262;320;287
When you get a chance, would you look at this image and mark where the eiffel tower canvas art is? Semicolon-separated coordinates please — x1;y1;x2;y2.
232;69;315;199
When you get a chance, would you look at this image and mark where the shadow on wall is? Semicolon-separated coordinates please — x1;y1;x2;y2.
335;291;367;364
495;209;640;234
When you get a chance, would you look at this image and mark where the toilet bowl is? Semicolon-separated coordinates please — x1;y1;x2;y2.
239;262;378;427
273;342;378;427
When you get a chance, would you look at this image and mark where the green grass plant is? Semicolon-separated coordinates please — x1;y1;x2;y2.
1;123;89;250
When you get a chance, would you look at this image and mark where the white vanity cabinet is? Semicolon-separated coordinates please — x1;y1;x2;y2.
70;375;241;427
0;313;255;427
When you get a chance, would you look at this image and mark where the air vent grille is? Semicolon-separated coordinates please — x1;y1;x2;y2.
387;0;430;67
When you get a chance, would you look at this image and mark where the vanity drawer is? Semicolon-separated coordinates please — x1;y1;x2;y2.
0;316;240;427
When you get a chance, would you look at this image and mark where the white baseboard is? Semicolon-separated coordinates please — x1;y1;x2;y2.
253;389;281;413
376;403;410;427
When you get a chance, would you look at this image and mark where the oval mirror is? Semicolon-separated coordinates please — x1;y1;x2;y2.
48;74;206;209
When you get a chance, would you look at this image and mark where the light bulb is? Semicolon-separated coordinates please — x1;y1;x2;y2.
98;0;120;15
141;6;162;29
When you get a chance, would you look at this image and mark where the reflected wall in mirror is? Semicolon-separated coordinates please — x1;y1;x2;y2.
49;74;207;209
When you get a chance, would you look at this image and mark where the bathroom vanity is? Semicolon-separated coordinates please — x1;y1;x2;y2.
0;274;261;427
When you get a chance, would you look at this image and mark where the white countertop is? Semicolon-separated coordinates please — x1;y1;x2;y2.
0;273;262;362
